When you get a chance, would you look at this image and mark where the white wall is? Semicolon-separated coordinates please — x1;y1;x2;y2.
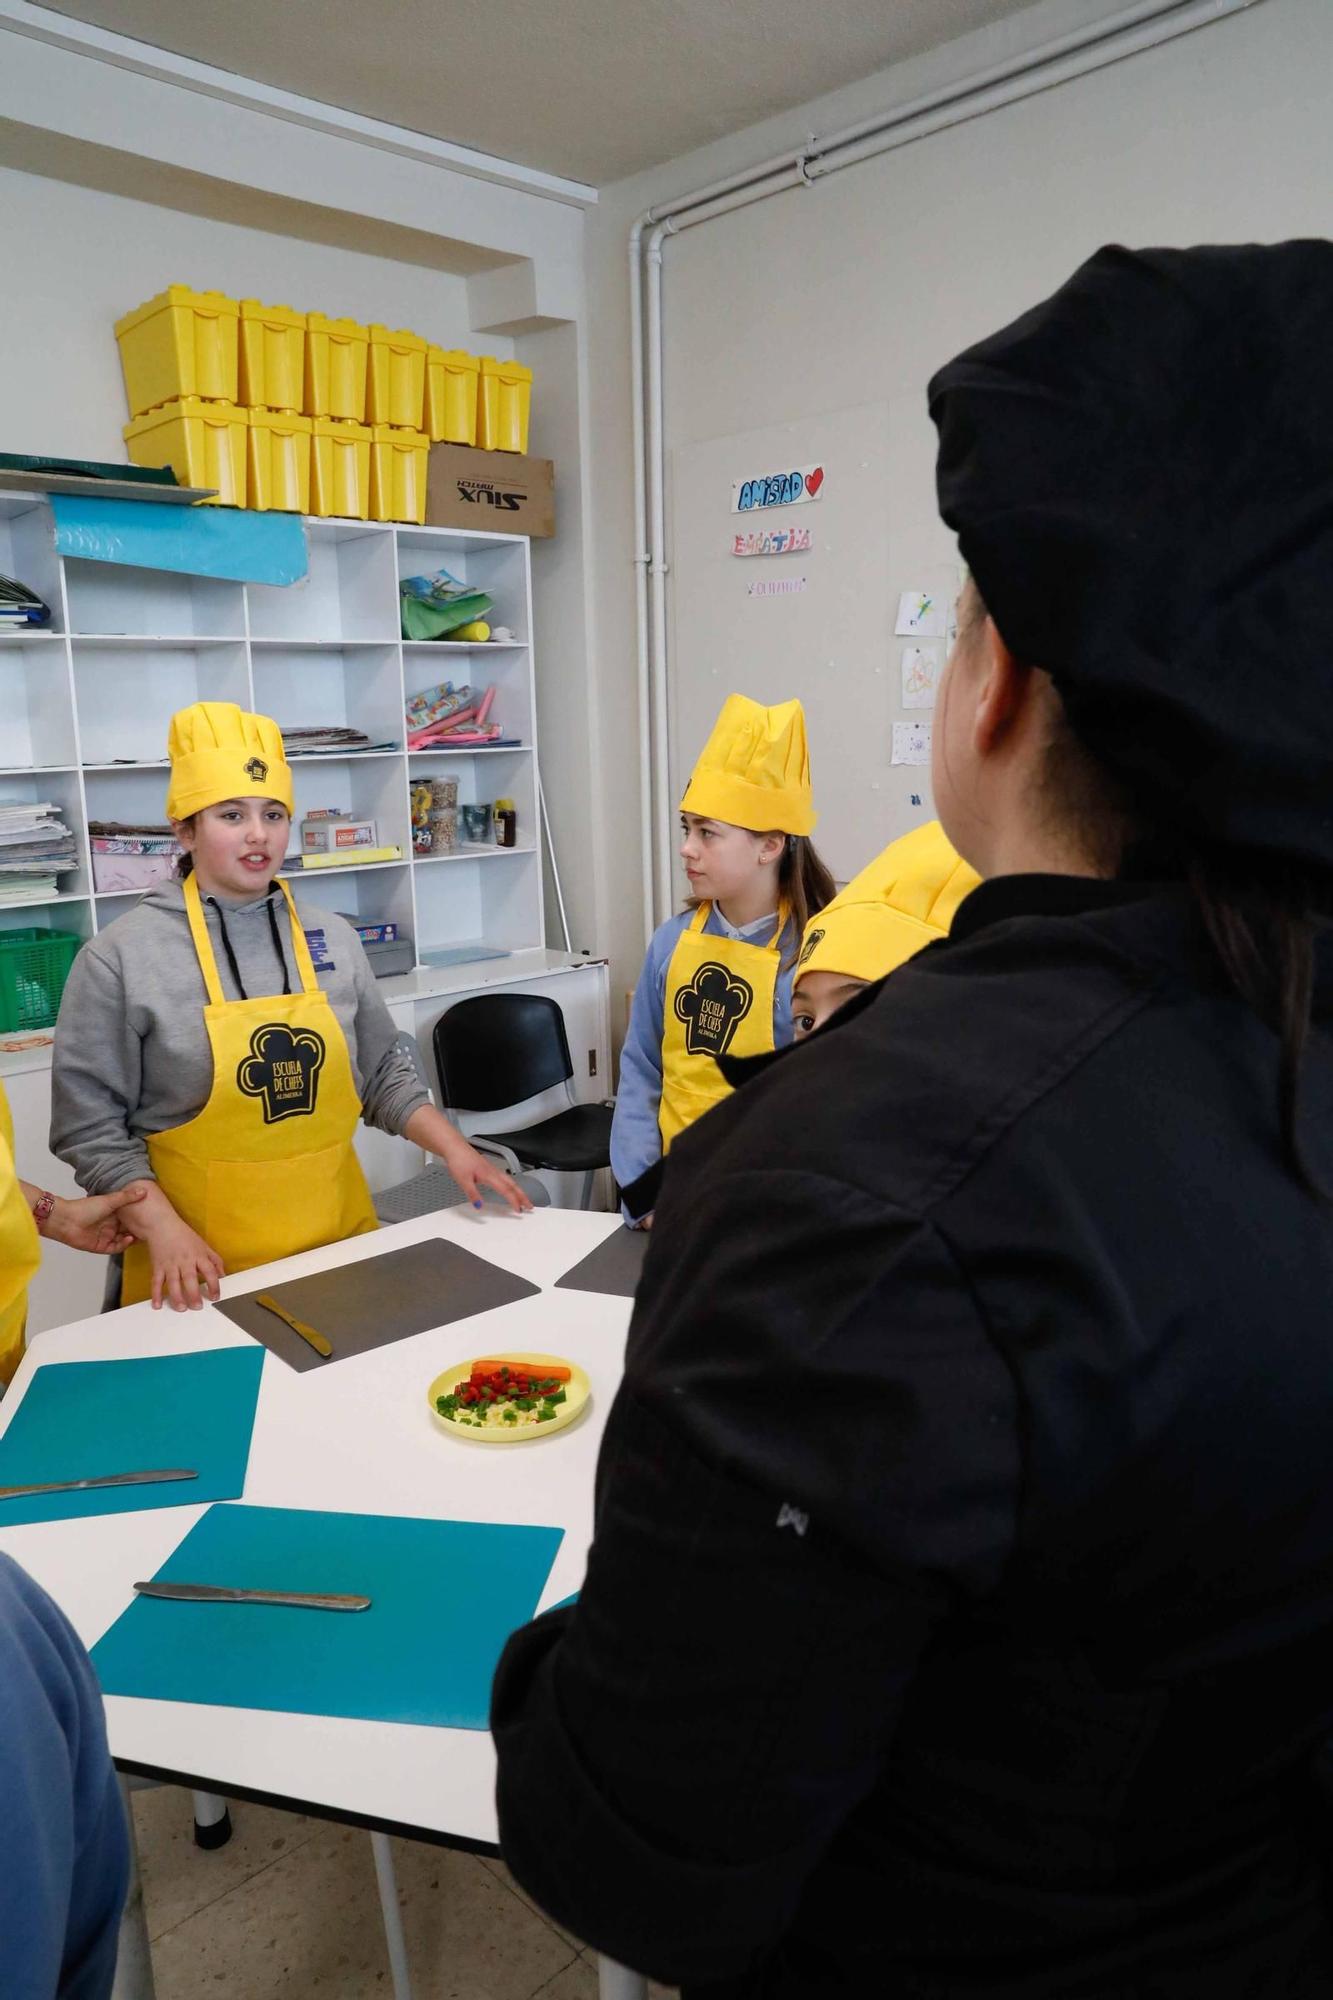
0;166;502;461
582;0;1329;1020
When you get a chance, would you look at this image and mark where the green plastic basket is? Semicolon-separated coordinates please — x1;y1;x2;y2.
0;928;81;1032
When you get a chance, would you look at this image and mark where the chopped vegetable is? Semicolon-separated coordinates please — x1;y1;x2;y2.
436;1358;575;1432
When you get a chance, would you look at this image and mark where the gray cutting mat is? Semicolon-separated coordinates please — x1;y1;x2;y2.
554;1227;649;1300
215;1235;541;1372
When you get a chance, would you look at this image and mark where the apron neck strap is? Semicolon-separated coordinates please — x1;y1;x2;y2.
274;879;320;993
691;899;790;950
182;872;320;1004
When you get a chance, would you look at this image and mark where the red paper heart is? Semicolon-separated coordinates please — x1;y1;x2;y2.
805;467;824;497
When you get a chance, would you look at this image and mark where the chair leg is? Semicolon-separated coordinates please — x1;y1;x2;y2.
579;1169;595;1211
192;1789;232;1848
112;1775;157;1999
597;1957;648;2000
371;1831;415;2000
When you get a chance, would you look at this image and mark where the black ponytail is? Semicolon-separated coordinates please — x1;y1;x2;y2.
1186;850;1332;1197
986;567;1333;1199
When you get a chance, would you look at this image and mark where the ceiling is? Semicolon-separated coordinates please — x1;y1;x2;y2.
41;0;1049;186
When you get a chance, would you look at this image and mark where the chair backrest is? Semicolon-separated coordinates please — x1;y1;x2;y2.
433;993;574;1114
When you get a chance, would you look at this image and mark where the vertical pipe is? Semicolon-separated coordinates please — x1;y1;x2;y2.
645;220;674;924
628;216;656;945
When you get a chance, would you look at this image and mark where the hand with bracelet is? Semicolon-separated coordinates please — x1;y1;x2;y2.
21;1180;149;1256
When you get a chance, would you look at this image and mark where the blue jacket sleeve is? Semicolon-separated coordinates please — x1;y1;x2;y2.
0;1553;129;2000
611;923;677;1223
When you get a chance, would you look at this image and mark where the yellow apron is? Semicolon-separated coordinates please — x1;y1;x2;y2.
658;902;788;1151
0;1080;40;1385
121;875;378;1305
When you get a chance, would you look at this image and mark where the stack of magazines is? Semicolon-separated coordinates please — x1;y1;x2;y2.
0;801;77;901
279;726;399;758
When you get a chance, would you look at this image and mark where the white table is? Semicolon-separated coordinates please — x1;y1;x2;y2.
0;1205;646;2000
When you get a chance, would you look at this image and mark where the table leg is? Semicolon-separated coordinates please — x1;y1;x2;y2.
597;1956;648;2000
191;1788;233;1848
370;1831;415;2000
112;1775;157;2000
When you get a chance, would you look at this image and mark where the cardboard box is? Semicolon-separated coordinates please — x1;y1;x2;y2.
301;816;378;853
425;444;554;538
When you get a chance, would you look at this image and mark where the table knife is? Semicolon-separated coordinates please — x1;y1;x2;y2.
254;1293;333;1358
134;1579;370;1611
0;1468;199;1501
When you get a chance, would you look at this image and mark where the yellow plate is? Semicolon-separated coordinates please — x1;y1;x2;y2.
427;1352;590;1444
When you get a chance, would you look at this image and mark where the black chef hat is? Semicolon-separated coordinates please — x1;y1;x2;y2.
929;242;1333;869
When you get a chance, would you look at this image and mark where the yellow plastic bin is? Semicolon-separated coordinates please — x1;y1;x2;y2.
425;347;480;446
369;425;428;524
311;418;372;519
248;410;312;513
306;313;369;421
477;356;533;453
366;326;427;429
239;301;307;413
114;286;240;416
123;396;247;506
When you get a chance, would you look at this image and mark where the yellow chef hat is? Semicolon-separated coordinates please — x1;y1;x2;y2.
680;694;817;836
165;702;294;820
796;821;980;984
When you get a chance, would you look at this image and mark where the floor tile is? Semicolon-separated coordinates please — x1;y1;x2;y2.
130;1785;318;1943
147;1819;583;1998
536;1959;598;1997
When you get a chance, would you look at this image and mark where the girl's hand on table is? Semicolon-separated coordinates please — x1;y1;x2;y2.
403;1103;534;1216
119;1184;226;1310
449;1141;534;1215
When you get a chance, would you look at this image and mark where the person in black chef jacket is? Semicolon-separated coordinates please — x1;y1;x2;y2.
492;242;1333;1999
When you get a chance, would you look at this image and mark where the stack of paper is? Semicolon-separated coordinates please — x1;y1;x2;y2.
0;802;77;901
279;726;399;758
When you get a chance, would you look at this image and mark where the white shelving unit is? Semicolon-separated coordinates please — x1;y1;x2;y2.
0;492;612;1334
0;495;557;968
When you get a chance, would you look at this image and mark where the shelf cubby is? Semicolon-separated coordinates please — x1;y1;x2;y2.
0;636;77;769
73;641;250;767
63;559;244;641
0;500;544;973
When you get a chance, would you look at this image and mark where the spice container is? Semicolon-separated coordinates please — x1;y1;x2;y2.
493;798;517;848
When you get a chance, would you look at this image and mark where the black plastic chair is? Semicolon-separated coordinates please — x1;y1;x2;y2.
432;994;613;1209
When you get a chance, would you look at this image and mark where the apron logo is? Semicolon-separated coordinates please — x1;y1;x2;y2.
797;925;824;968
674;961;754;1057
243;756;269;782
236;1023;325;1123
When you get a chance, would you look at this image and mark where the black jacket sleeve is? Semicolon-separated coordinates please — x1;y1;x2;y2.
492;1166;1019;1986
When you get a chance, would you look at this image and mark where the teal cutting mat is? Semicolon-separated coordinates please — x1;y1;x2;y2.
92;1504;564;1729
0;1348;264;1527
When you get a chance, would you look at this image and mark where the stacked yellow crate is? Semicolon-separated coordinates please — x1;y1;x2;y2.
239;301;311;514
117;287;532;521
307;315;372;521
117;287;247;506
366;326;428;525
